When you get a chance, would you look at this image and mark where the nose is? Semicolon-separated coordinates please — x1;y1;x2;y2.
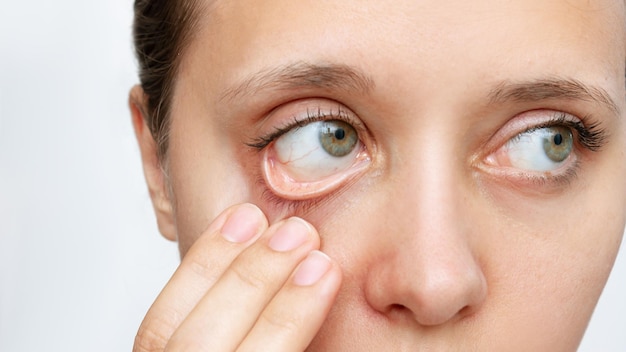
363;146;487;326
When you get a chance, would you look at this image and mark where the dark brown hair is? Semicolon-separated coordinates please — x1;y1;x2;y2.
133;0;203;159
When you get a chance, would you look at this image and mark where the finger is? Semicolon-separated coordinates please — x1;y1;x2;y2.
165;217;321;351
134;203;268;352
237;251;342;352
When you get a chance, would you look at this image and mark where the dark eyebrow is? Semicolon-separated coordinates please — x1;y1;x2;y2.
488;78;620;115
220;62;375;103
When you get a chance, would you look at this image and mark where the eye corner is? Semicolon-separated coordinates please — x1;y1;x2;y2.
245;136;273;151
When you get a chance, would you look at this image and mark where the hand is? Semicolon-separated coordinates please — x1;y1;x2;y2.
133;203;343;351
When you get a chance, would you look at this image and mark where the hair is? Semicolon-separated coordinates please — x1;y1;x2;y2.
133;0;204;159
133;1;626;161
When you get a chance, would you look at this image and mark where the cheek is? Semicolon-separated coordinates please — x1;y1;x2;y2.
477;185;626;347
302;172;624;349
167;112;260;254
482;222;620;350
168;146;253;254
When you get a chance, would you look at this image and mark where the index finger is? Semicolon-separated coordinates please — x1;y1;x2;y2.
133;204;268;352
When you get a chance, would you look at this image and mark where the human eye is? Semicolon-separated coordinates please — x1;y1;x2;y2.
248;101;371;200
494;125;574;172
482;110;607;185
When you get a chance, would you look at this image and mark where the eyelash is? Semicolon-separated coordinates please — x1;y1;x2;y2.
246;105;360;150
481;112;607;188
249;109;607;151
518;112;607;152
245;108;608;209
246;105;365;215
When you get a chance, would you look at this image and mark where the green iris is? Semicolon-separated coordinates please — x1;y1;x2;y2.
542;126;573;162
319;120;358;157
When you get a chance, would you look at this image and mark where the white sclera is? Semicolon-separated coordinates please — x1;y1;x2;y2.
273;121;360;182
506;128;571;172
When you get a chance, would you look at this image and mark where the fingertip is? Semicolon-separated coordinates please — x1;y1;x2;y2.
205;203;268;242
292;251;343;294
320;255;343;299
293;251;332;286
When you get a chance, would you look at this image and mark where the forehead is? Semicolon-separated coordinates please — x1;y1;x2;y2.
201;0;626;54
183;0;626;106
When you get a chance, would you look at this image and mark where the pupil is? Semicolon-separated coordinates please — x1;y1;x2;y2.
335;129;346;140
554;134;563;146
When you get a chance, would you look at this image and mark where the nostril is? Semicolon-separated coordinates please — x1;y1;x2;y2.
386;302;468;326
388;302;476;323
386;304;417;322
457;305;473;318
389;303;407;313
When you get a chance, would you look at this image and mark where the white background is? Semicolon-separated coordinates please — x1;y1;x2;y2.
0;1;624;351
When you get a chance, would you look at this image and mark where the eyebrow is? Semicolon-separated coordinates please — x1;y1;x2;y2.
221;64;620;116
220;62;375;103
488;78;620;115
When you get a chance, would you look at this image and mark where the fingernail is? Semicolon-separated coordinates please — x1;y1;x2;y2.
293;251;332;286
268;218;310;252
221;205;263;243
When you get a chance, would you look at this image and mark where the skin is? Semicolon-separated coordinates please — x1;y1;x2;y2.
130;0;626;351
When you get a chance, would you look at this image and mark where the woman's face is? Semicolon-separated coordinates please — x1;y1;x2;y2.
154;0;626;350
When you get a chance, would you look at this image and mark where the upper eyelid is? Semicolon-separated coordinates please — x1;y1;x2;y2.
479;110;605;153
247;103;363;150
517;117;606;152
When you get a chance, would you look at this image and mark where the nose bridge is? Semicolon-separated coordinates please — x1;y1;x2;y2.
392;124;463;229
392;128;475;276
363;128;487;326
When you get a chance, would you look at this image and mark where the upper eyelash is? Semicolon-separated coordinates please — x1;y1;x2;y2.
246;105;355;150
248;108;608;154
521;112;607;152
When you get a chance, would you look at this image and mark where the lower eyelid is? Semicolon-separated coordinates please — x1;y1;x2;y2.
250;100;376;201
262;146;371;200
477;150;581;189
